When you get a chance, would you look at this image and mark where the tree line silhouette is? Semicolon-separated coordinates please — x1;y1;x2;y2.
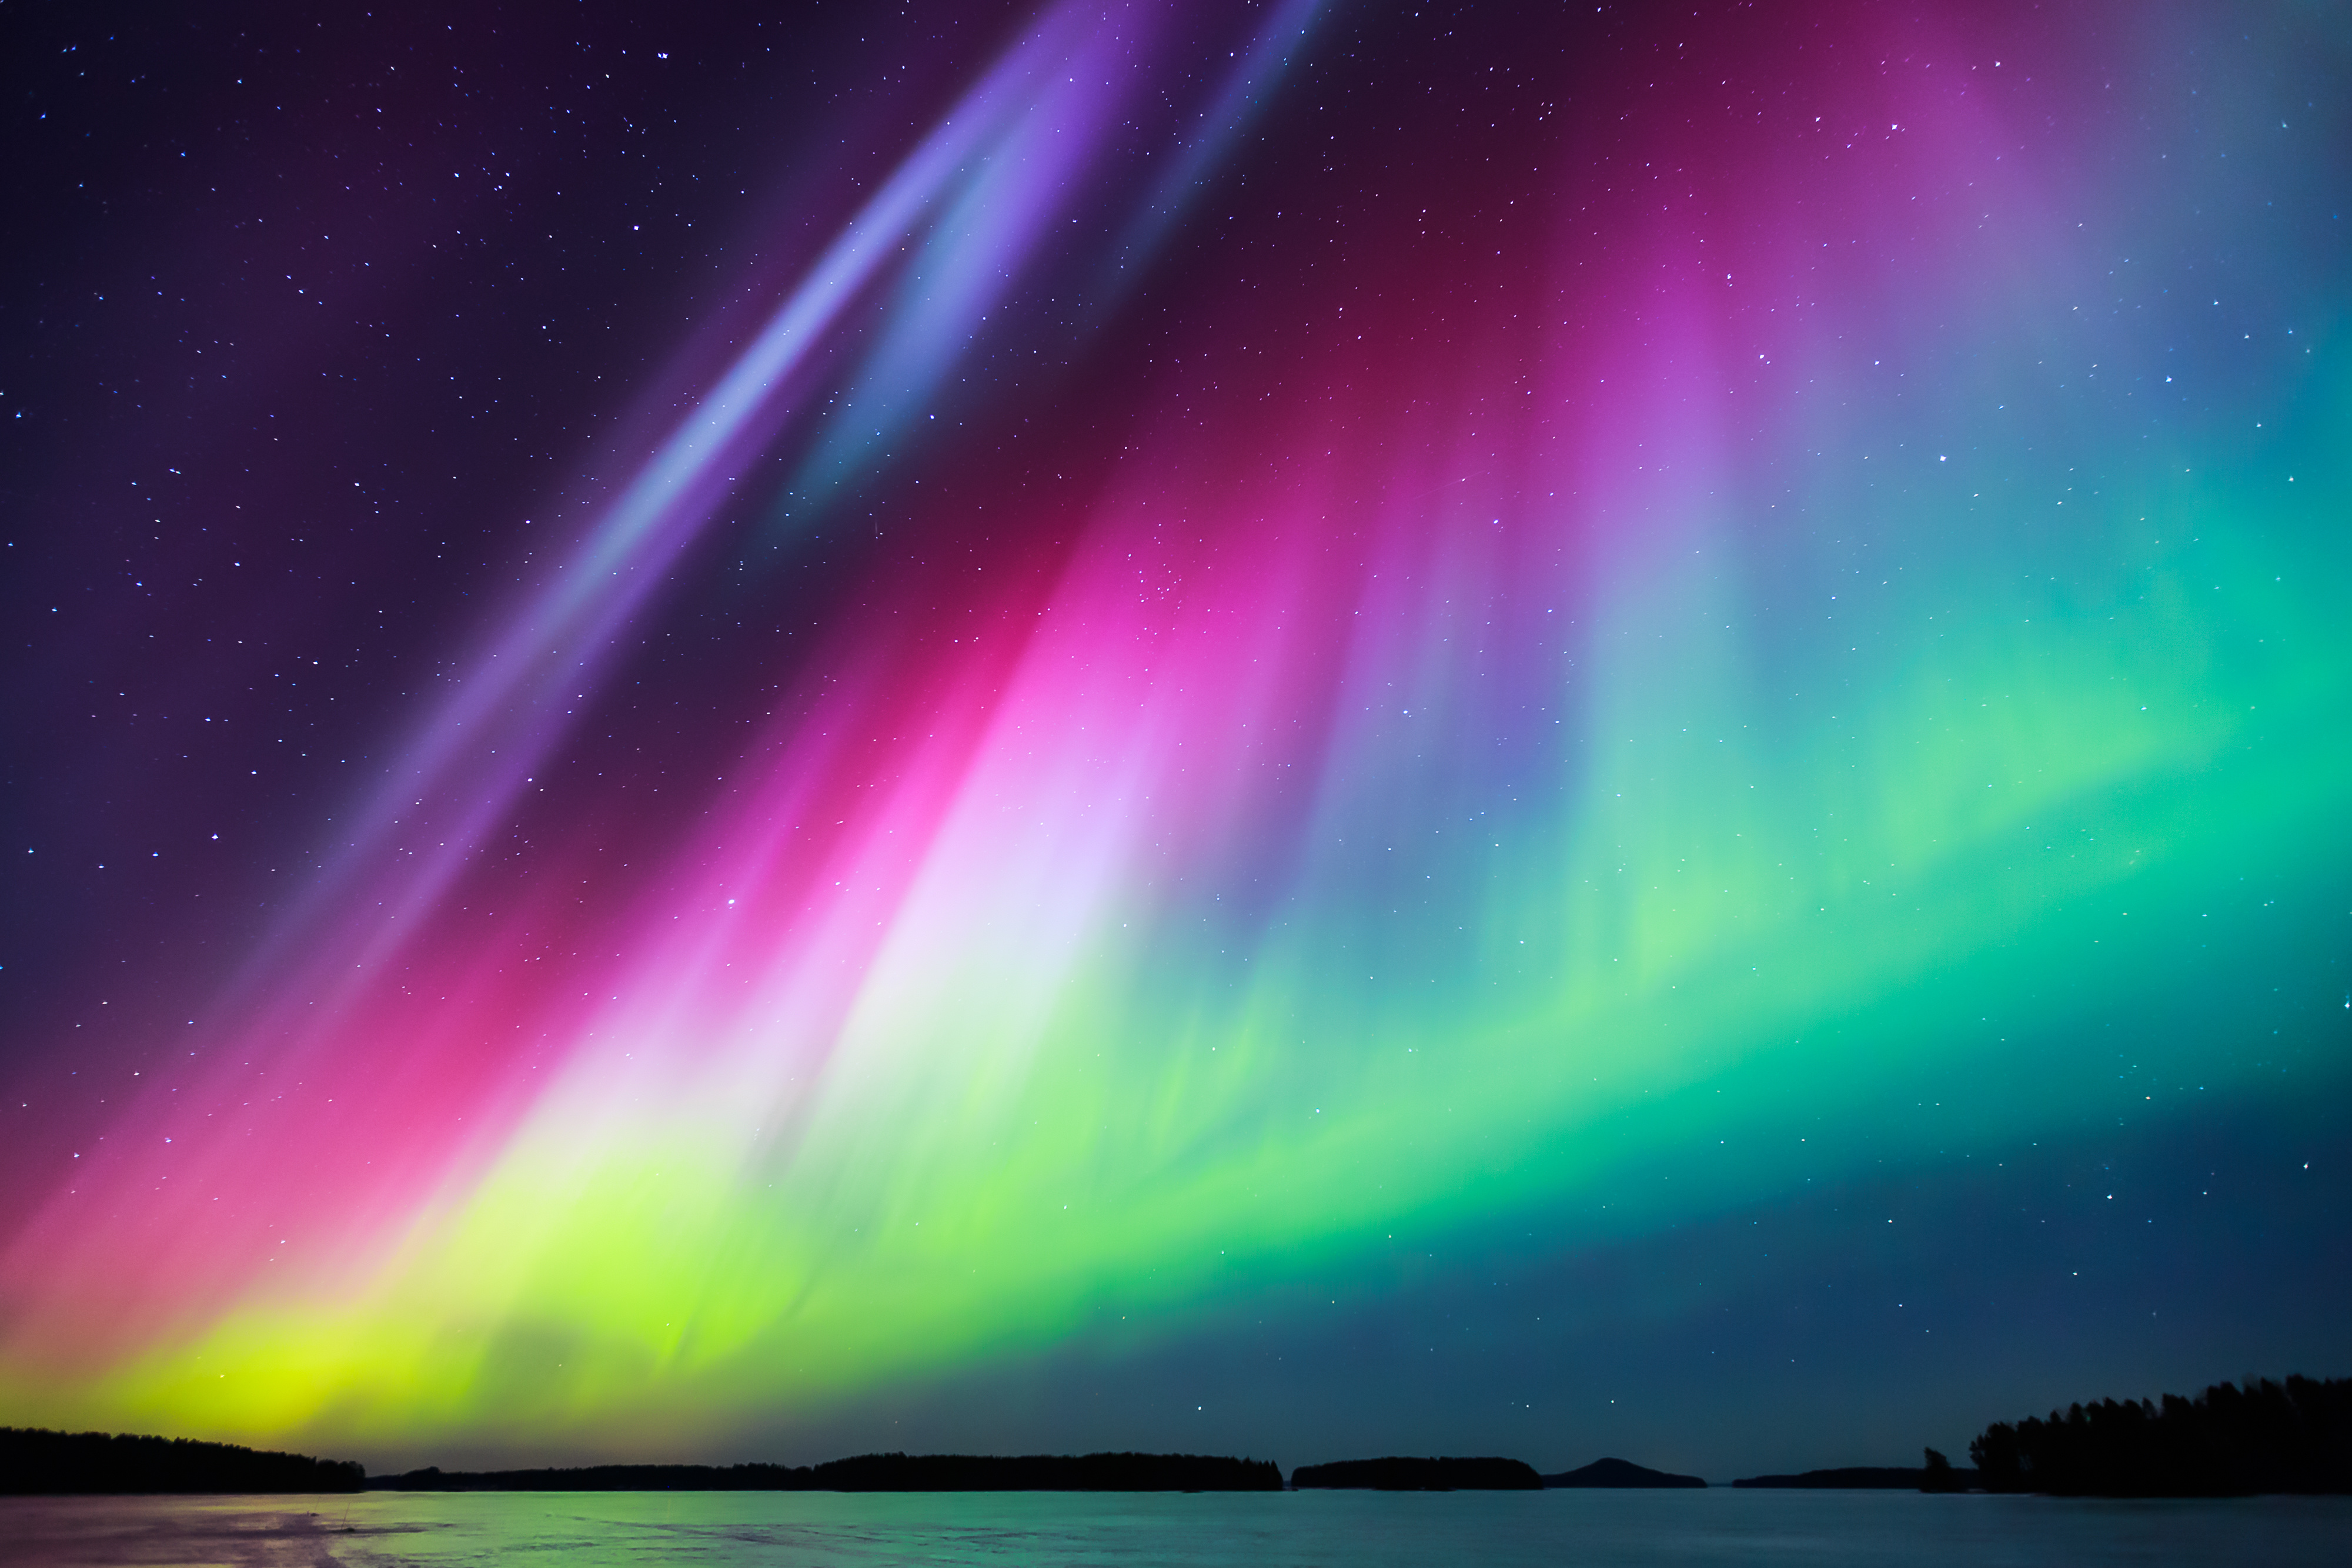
1968;1376;2350;1496
13;1374;2342;1497
1;1429;363;1494
375;1452;1284;1492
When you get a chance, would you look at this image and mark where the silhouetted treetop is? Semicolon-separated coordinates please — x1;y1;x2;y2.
1969;1375;2351;1497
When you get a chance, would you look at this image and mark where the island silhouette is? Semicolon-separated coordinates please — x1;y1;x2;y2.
1543;1457;1706;1488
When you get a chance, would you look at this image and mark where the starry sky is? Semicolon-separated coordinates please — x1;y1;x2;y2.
2;0;2346;1480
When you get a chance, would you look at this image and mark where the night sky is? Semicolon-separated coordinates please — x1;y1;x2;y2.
2;0;2346;1480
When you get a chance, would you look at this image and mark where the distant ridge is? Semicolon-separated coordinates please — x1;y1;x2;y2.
1289;1457;1541;1490
370;1452;1282;1492
0;1428;364;1495
1732;1466;1932;1490
1543;1457;1706;1489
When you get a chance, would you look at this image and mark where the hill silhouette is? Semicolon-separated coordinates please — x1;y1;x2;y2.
1543;1457;1705;1488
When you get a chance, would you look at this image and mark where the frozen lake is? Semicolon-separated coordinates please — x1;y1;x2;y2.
4;1487;2347;1567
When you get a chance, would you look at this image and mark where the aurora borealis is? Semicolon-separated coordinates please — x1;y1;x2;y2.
2;0;2346;1478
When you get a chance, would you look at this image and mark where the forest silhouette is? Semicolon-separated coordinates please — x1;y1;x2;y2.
1968;1375;2351;1497
1;1429;363;1494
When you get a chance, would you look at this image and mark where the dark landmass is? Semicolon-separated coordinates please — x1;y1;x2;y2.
370;1462;805;1492
1732;1466;1943;1490
1543;1457;1706;1489
1289;1457;1542;1490
369;1452;1283;1492
1;1427;365;1495
1920;1447;1968;1492
1969;1375;2351;1497
38;1376;2338;1503
819;1452;1283;1492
